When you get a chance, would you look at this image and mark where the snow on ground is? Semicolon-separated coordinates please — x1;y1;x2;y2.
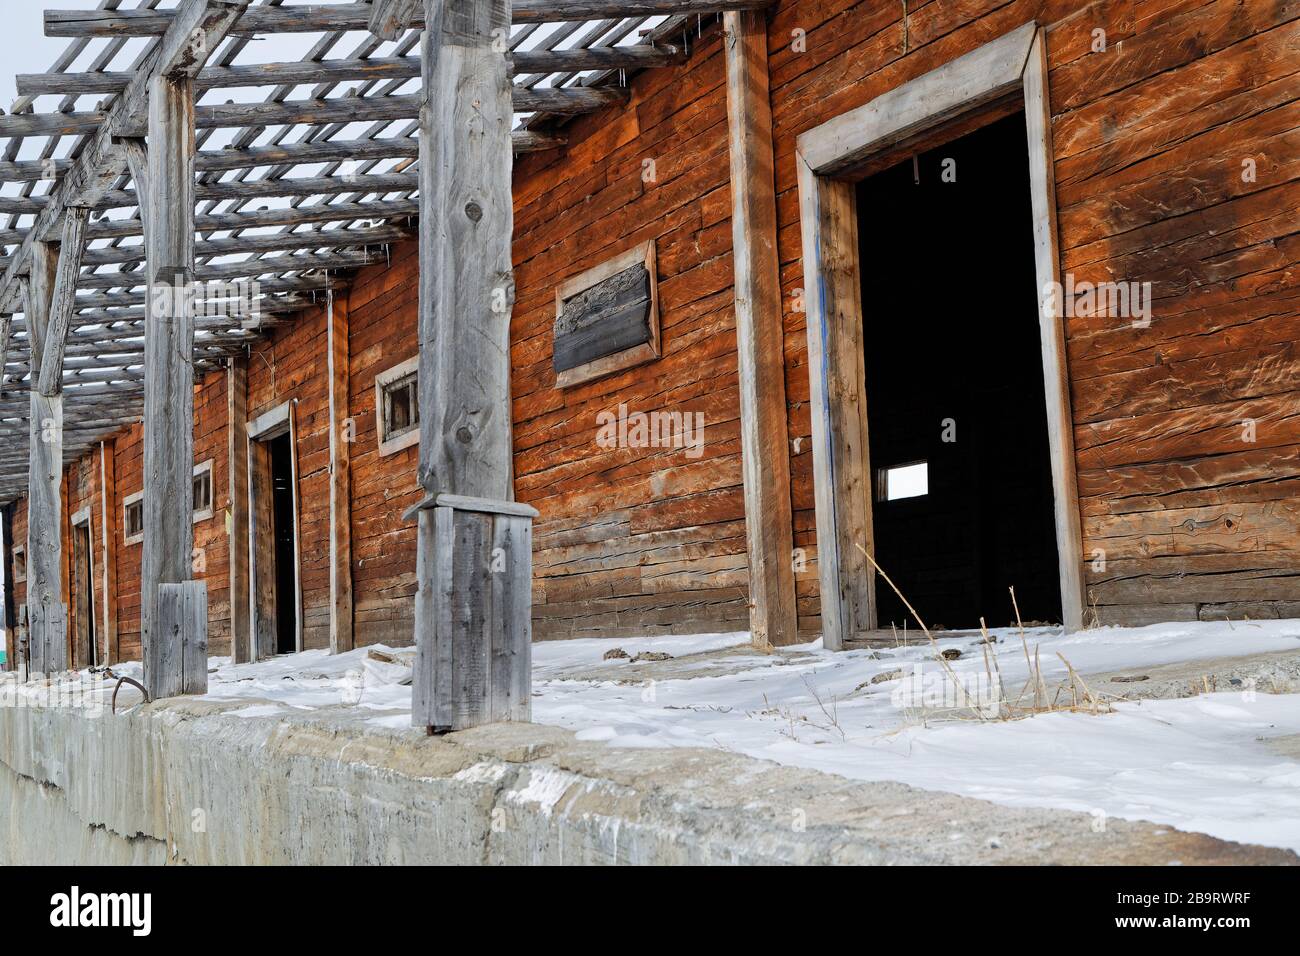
40;619;1300;852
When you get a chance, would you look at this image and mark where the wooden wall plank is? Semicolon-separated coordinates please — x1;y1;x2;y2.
326;292;354;654
724;8;797;648
99;438;118;663
226;357;250;663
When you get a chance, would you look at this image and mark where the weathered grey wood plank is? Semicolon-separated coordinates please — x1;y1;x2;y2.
16;48;682;97
413;0;532;734
227;358;250;664
369;0;424;40
0;88;624;139
155;581;208;698
0;132;560;183
418;0;514;503
0;174;419;217
795;160;874;651
326;293;353;655
1023;28;1085;632
141;73;199;699
25;243;65;673
724;8;797;649
45;1;773;36
98;438;119;664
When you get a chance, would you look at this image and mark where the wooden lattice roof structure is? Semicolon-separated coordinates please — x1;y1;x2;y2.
0;0;768;502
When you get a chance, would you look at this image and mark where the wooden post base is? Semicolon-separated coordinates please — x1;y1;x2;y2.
147;581;208;699
410;494;537;733
26;602;67;676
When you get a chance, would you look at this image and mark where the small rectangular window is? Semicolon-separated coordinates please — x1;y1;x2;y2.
385;374;418;437
12;546;25;583
374;358;420;456
193;460;214;522
124;496;145;544
879;462;928;502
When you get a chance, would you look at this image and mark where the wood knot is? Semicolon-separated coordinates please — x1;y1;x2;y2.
464;201;483;222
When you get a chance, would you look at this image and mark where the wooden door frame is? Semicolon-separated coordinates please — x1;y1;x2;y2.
246;401;303;658
795;21;1085;649
69;504;96;667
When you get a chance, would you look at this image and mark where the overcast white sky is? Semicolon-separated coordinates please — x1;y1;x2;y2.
0;3;76;111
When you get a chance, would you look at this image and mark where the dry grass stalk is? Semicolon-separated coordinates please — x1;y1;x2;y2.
854;542;987;720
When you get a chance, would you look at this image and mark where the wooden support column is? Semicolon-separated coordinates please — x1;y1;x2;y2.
226;356;250;663
98;439;119;663
26;241;66;674
413;0;531;733
326;292;354;654
141;72;205;698
723;9;797;649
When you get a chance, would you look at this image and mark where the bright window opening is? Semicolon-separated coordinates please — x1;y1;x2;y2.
880;462;928;501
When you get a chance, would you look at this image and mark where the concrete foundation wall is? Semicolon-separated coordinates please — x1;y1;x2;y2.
1;694;1294;866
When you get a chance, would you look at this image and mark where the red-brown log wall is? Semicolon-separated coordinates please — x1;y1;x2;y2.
5;0;1297;660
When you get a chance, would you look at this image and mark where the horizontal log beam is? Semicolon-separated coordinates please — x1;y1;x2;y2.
15;47;682;96
0;132;560;183
77;222;407;268
0;87;618;138
0;172;419;216
46;1;772;36
73;275;335;310
78;250;384;289
0;199;418;246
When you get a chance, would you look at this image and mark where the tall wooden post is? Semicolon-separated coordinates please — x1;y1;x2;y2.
724;9;798;649
326;291;354;655
226;355;250;663
412;0;532;733
26;241;66;674
141;72;205;698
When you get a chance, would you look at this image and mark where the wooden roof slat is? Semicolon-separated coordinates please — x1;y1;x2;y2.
16;45;683;96
45;0;772;36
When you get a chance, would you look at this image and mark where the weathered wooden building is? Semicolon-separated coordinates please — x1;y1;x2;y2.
0;0;1296;682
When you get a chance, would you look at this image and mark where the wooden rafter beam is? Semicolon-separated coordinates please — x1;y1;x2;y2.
77;222;408;269
0;198;418;247
0;87;626;138
0;0;252;314
78;250;385;289
15;46;683;97
0;131;560;183
0;171;420;216
45;1;773;36
72;275;336;310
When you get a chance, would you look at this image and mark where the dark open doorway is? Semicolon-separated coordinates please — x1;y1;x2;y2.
857;111;1062;630
269;433;297;655
72;519;96;667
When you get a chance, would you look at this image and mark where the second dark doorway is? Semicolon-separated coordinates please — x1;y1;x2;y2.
268;432;297;655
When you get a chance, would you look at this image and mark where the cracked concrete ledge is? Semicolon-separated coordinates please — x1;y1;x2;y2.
0;696;1294;865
